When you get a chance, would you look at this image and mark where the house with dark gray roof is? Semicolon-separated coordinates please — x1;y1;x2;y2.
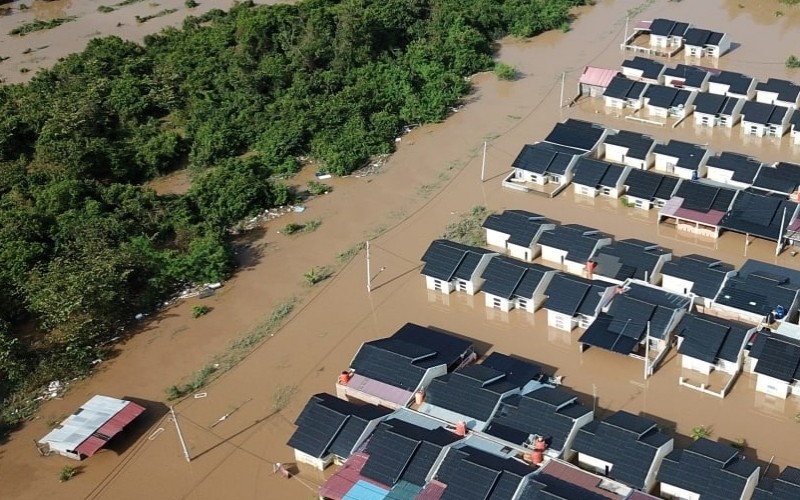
571;410;674;492
485;386;593;461
676;311;755;377
482;210;557;262
647;19;691;52
420;239;498;295
339;323;475;409
603;75;649;110
579;282;690;367
287;393;391;470
658;181;737;238
623;168;682;210
662;64;710;91
588;239;671;285
705;151;763;189
644;84;696;119
520;459;656;500
620;57;666;84
572;158;629;199
741;101;793;138
660;254;735;307
602;129;656;170
756;78;800;108
753;465;800;500
657;438;760;500
418;353;545;431
708;70;756;100
652;140;710;180
538;224;612;276
693;92;744;128
747;326;800;399
751;162;800;197
713;259;800;326
480;256;557;313
719;189;799;243
543;273;618;332
544;119;608;152
683;28;731;58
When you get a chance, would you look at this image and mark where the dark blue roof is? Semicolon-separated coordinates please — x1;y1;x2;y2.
435;446;533;500
625;169;680;201
752;162;800;195
742;101;789;126
649;18;691;37
645;84;692;109
622;56;665;80
663;64;709;88
512;142;583;175
751;331;800;383
603;75;649;100
756;78;800;103
543;119;606;152
715;259;800;318
421;239;495;281
544;273;613;317
572;158;625;188
660;254;733;299
684;28;726;47
538;224;609;263
603;129;655;160
676;311;752;363
571;411;669;489
481;352;543;389
590;238;670;282
652;140;708;170
709;70;754;96
706;152;762;184
671;181;737;213
482;210;555;247
719;190;798;241
694;93;741;116
754;466;800;500
481;256;554;300
657;439;759;500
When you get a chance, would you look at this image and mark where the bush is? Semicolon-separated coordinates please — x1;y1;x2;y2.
691;425;710;440
304;266;332;285
59;465;77;482
307;181;331;196
185;0;199;6
494;62;517;81
97;5;114;12
283;223;304;235
192;305;210;318
787;55;800;68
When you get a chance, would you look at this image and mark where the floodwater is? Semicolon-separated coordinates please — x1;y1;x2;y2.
2;0;800;499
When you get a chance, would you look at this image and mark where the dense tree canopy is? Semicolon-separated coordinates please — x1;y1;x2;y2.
0;0;586;427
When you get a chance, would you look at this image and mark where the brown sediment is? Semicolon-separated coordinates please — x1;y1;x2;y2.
2;0;800;499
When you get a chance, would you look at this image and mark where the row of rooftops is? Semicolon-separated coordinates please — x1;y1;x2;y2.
639;18;727;48
289;323;800;500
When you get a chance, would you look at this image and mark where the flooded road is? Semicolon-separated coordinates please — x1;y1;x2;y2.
2;0;800;499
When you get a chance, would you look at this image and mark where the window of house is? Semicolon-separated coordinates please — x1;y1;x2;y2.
457;280;468;292
600;186;612;196
492;297;502;309
517;298;529;309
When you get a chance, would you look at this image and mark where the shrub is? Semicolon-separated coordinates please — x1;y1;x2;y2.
282;222;304;235
494;62;517;81
192;305;210;318
304;266;332;285
559;21;571;33
185;0;198;6
97;5;114;12
691;425;710;440
307;181;330;196
787;55;800;68
59;465;77;482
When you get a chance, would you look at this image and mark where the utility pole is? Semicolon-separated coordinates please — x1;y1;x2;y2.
776;207;787;256
559;72;565;108
481;141;487;182
643;321;651;380
170;406;191;463
366;240;371;293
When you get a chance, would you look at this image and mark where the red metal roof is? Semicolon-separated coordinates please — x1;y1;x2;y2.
579;67;619;89
75;401;145;457
416;480;447;500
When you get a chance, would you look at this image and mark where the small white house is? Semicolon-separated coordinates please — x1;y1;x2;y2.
707;70;756;100
602;130;656;170
683;28;731;58
572;157;629;198
705;152;762;189
660;254;735;308
644;85;696;119
648;18;692;52
693;93;744;128
741;101;793;138
420;239;498;295
755;78;800;109
676;312;754;376
543;273;616;332
482;210;556;262
620;56;666;84
624;169;681;211
481;257;557;313
748;325;800;400
652;140;710;180
538;224;612;276
662;64;710;92
602;75;648;110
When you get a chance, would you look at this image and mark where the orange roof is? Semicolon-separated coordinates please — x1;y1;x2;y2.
579;66;619;88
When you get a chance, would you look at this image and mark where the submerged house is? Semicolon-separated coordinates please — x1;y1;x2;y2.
741;101;793;138
657;439;760;500
658;181;738;238
420;239;498;295
338;323;475;409
713;260;800;326
751;161;800;198
571;157;629;198
482;210;557;262
620;57;666;85
705;151;762;189
571;410;674;493
587;239;672;285
603;75;649;110
602;129;656;170
543;273;617;332
753;465;800;499
662;64;710;91
719;190;799;243
647;18;691;52
652;140;710;179
675;311;755;376
480;256;557;313
683;28;731;58
538;224;612;275
623;168;681;210
287;393;391;470
644;84;696;119
755;78;800;108
748;327;800;399
578;66;620;98
660;254;735;308
707;70;756;100
693;92;744;128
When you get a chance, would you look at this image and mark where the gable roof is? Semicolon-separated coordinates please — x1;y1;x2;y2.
708;70;754;95
590;238;670;282
645;84;693;109
512;142;583;175
742;100;789;126
571;411;672;489
543;273;614;317
287;393;390;458
663;64;709;88
676;311;752;364
544;119;606;152
693;93;741;116
756;78;800;103
754;466;800;500
752;162;800;195
750;331;800;383
485;387;591;451
621;57;666;81
481;256;554;300
625;169;681;201
521;460;630;500
603;75;649;101
715;260;800;318
652;140;707;170
538;224;610;262
421;239;495;282
684;28;726;47
482;210;555;247
657;438;759;500
579;66;619;88
719;190;798;241
705;151;762;184
572;158;625;188
434;445;535;500
648;18;691;38
661;181;736;226
603;129;655;160
660;254;734;299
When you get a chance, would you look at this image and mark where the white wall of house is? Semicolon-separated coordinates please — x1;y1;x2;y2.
485;293;513;313
792;128;800;145
710;304;763;326
649;34;670;48
468;254;498;294
577;453;615;476
485;228;509;251
674;165;704;180
756;91;799;109
706;166;751;189
740;469;761;500
660;482;701;500
685;44;705;58
646;104;670;118
694;111;720;128
707;82;729;96
681;354;714;375
604;96;628;109
560;412;595;462
294;449;333;471
621;68;644;80
426;276;455;294
741;119;788;138
709;80;755;100
718;358;739;375
508;242;533;262
565;259;589;276
756;373;791;399
514;168;546;185
625;194;653;210
541;246;568;266
654;153;679;172
548;310;578;331
575;183;599;198
415;365;447;399
515;296;535;314
644;440;674;493
604;144;652;170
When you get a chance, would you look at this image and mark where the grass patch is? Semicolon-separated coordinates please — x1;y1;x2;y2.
10;17;77;36
304;266;333;286
192;304;211;318
337;242;365;263
59;465;78;482
282;219;321;235
272;385;297;411
494;62;517;81
306;180;331;196
442;206;489;246
787;55;800;68
136;8;177;23
97;5;115;12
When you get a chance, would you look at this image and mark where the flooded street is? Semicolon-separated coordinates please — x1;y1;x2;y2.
2;0;800;499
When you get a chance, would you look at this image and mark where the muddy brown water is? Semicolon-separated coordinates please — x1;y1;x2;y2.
3;0;800;499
